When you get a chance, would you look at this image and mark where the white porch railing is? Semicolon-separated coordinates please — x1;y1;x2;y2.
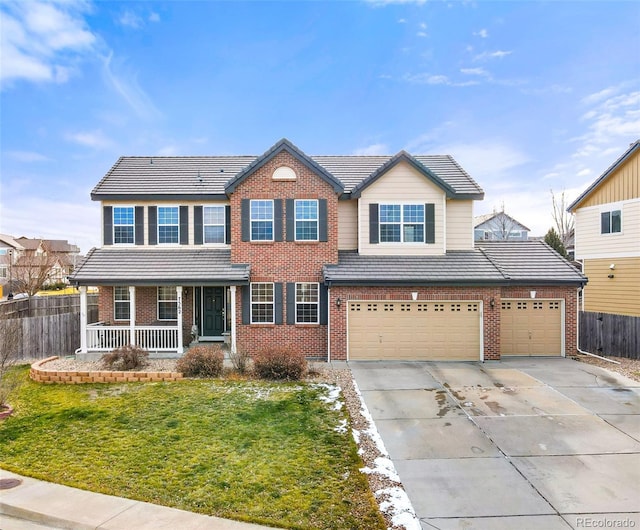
86;323;180;352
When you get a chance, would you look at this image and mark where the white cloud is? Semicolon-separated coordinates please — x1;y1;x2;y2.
65;130;114;149
416;31;427;38
365;0;427;5
419;22;427;29
460;67;489;77
119;10;143;29
352;143;389;155
474;50;512;61
576;168;592;177
5;150;51;162
403;73;479;87
473;29;489;38
102;52;161;120
0;1;96;87
149;12;160;23
581;86;621;106
397;18;407;23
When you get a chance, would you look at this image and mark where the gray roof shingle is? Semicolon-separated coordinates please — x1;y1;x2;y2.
92;152;484;199
324;241;586;286
70;248;250;286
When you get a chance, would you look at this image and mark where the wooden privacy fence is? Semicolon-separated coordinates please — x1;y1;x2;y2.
1;294;98;360
579;311;640;360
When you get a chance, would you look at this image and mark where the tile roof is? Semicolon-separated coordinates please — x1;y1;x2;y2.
324;241;586;286
70;248;250;286
92;152;484;199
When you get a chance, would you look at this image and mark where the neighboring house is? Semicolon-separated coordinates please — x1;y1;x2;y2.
568;140;640;318
14;237;81;285
70;138;585;361
0;234;25;297
474;212;530;241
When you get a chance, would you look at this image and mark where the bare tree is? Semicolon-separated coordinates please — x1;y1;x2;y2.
487;203;518;240
0;317;22;407
12;242;63;297
551;189;575;248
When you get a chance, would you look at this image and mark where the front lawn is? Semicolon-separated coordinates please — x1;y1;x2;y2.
0;367;384;530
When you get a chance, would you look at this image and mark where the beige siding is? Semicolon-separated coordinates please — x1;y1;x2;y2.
446;199;474;251
579;150;640;208
359;161;446;255
583;257;640;317
338;200;358;250
574;199;640;259
103;200;229;247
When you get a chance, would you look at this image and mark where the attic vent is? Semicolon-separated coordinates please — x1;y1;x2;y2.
272;166;296;181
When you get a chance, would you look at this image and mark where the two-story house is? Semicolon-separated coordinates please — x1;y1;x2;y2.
71;138;585;361
474;212;530;241
568;140;640;318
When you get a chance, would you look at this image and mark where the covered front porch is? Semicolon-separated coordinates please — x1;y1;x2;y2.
70;248;250;360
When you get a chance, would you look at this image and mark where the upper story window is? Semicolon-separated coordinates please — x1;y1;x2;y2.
380;204;424;243
295;200;318;241
601;210;621;234
114;286;130;320
0;249;7;255
250;200;274;241
158;207;179;244
0;266;7;278
251;282;274;323
113;207;134;244
296;282;319;324
158;286;178;320
203;206;225;244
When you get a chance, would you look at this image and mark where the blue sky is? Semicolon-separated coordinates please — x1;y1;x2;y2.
1;0;639;253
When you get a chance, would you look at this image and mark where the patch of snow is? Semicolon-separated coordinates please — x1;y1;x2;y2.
314;383;343;411
360;456;400;483
352;428;360;444
376;487;421;530
352;379;389;455
334;419;348;434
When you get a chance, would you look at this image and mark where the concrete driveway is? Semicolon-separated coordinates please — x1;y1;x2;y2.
350;358;640;530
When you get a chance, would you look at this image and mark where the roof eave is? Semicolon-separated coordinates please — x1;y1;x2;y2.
91;193;230;201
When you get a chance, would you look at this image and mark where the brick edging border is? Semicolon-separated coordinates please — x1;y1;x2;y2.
30;356;183;384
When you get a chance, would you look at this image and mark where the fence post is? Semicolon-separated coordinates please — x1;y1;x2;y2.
79;286;88;353
129;286;136;346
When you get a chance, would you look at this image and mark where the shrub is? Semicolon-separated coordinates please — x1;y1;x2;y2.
176;345;224;377
253;346;307;381
228;347;251;374
101;344;149;371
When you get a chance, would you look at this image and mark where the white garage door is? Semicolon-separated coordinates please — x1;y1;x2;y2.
500;299;563;356
348;300;481;361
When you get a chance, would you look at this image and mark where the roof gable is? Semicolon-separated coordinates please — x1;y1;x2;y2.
351;151;456;199
568;140;640;211
224;138;344;195
474;212;530;231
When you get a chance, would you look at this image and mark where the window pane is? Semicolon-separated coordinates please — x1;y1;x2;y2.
611;210;621;233
251;200;273;220
114;226;134;244
158;207;178;224
380;224;401;242
114;286;130;320
251;221;273;241
113;207;134;244
158;226;179;243
296;283;318;324
601;212;611;234
251;283;274;323
295;200;317;220
158;286;177;301
158;287;177;320
380;205;400;223
296;283;318;303
251;283;273;303
403;204;424;223
158;207;179;243
404;224;424;242
203;206;225;225
204;226;225;243
296;221;318;241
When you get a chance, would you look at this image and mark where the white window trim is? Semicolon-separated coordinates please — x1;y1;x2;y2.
294;199;319;242
250;282;275;324
113;205;136;245
157;205;180;245
600;207;623;236
295;282;319;324
114;286;131;321
157;286;178;321
379;202;426;244
250;200;274;242
203;205;226;245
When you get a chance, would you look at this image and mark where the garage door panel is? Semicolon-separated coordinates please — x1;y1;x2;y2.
348;301;480;361
501;299;562;357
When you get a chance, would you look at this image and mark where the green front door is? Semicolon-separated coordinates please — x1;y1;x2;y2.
203;287;225;337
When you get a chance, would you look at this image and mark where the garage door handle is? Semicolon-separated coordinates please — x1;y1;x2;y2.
529;331;532;340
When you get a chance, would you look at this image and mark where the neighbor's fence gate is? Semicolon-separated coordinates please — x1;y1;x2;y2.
0;294;99;360
579;311;640;360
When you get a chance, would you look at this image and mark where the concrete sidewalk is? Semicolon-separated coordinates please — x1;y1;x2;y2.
0;470;277;530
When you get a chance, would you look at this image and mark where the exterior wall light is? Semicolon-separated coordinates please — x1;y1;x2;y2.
335;297;342;308
490;298;495;309
530;291;537;299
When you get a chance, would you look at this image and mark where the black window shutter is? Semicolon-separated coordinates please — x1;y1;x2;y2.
286;199;295;242
274;200;283;242
135;206;144;245
103;206;113;246
369;203;379;244
242;285;251;325
194;206;203;245
241;199;250;242
319;284;328;325
319;199;328;242
180;206;189;245
274;282;283;324
225;205;231;244
286;282;296;324
148;206;157;245
425;203;435;244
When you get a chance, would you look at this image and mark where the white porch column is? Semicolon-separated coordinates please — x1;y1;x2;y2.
230;285;237;354
79;286;88;353
176;286;184;354
129;286;136;346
